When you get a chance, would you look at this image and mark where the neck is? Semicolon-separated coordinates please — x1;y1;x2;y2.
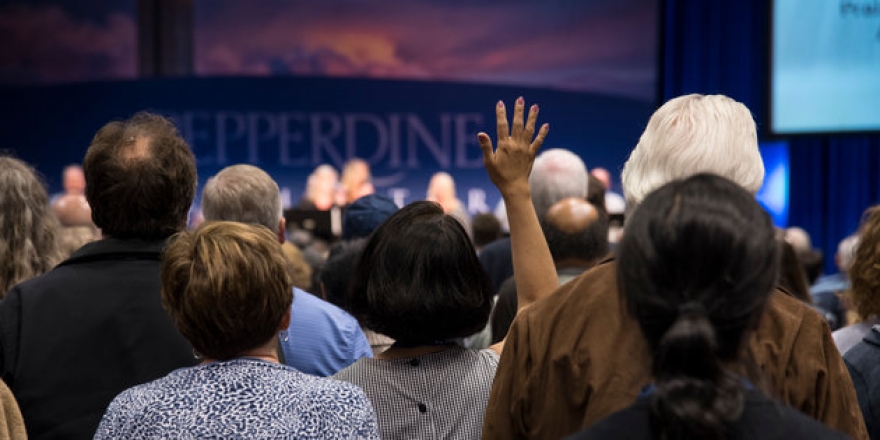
375;344;454;360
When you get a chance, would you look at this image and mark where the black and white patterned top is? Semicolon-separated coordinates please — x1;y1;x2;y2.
95;358;380;439
333;345;499;439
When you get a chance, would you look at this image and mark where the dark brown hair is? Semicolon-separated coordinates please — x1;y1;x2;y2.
84;112;196;239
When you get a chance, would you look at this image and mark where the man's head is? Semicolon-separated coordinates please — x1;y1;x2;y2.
541;197;609;268
83;112;197;240
62;165;85;195
591;167;612;190
51;194;94;227
341;158;375;204
304;164;339;210
201;164;284;242
621;94;763;209
529;149;588;219
427;172;457;205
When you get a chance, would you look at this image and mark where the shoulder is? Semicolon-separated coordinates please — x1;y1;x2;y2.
292;289;358;325
740;393;850;439
567;400;651;439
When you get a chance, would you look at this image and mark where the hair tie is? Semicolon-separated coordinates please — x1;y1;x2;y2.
677;301;705;316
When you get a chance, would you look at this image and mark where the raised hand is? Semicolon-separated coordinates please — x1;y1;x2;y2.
477;97;549;198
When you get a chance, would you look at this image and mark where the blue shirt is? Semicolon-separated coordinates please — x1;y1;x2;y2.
283;289;373;376
95;358;380;439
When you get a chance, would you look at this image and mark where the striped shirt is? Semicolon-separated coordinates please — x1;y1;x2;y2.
333;346;498;439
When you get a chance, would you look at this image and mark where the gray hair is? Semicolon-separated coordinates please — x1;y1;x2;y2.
0;156;63;294
528;149;588;219
202;164;282;230
621;94;764;208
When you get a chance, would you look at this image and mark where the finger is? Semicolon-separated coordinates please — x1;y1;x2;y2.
524;104;538;141
530;123;550;155
511;96;525;139
496;101;509;140
477;132;494;165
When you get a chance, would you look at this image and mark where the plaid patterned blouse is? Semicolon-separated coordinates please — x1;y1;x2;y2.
333;345;499;439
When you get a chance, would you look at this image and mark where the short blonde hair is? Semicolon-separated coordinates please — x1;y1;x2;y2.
621;94;764;207
161;221;293;360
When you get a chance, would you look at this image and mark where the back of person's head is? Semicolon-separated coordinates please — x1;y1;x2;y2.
280;241;313;292
838;233;860;274
586;173;607;213
471;212;502;249
529;149;588;219
349;201;493;343
51;193;94;227
0;156;62;294
342;194;399;240
320;238;367;310
58;225;100;259
202;164;281;231
84;112;197;239
621;94;764;208
161;221;293;360
783;226;823;284
848;207;880;321
777;238;813;304
617;173;779;440
542;197;609;266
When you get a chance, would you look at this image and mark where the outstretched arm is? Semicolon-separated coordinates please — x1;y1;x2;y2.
480;97;557;354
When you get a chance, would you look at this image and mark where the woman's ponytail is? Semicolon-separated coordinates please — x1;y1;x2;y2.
649;303;744;440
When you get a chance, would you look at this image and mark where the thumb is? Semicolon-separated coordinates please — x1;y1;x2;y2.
477;132;494;165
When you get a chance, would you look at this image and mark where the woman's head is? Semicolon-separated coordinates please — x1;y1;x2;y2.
849;206;880;320
161;221;293;360
617;173;779;438
0;156;62;294
348;201;493;343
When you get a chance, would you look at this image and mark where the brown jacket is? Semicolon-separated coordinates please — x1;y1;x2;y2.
483;261;867;440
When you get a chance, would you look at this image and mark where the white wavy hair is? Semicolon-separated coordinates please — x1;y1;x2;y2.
621;94;764;207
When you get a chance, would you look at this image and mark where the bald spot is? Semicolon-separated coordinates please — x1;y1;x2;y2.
545;197;599;234
121;136;152;161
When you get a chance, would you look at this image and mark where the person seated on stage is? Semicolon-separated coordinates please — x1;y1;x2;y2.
0;156;63;296
333;97;557;439
567;174;846;440
340;159;375;206
297;164;340;211
427;171;471;232
95;221;379;438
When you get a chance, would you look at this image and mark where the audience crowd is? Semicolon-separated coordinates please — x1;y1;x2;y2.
0;93;874;439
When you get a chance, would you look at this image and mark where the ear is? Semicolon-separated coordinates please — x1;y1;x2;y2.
277;218;286;244
278;307;291;332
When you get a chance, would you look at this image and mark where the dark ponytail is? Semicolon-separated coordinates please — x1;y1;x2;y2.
649;305;743;440
617;174;780;440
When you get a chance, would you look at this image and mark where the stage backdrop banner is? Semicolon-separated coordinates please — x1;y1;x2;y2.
2;76;653;216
